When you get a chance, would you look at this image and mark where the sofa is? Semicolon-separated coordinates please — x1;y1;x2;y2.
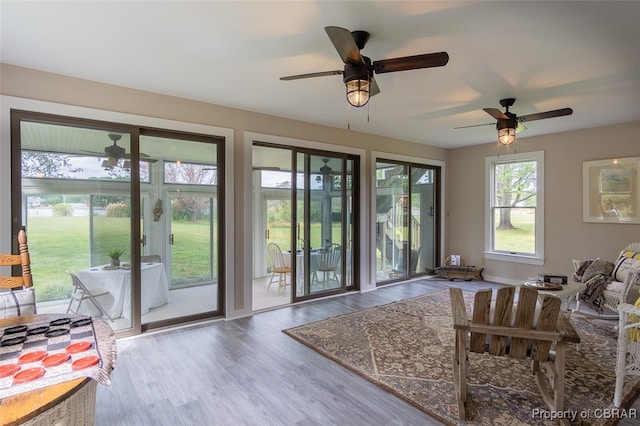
572;242;640;316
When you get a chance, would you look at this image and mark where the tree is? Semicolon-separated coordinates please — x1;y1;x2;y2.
495;161;536;229
165;162;216;222
22;151;82;178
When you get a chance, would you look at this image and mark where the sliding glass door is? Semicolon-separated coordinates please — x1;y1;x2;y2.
375;160;439;283
252;144;358;309
11;111;224;335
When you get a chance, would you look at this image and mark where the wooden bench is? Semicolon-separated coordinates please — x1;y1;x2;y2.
435;256;483;281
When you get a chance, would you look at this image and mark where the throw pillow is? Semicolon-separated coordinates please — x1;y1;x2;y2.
613;251;640;282
0;287;37;319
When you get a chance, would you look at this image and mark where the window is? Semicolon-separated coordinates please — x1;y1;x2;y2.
485;151;544;265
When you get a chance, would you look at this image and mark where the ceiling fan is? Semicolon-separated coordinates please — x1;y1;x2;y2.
280;26;449;107
83;133;157;169
319;158;335;175
456;98;573;145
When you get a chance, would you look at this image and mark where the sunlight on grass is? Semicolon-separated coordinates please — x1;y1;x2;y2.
494;212;535;253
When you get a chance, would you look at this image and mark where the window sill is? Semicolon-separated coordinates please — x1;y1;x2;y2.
484;252;545;266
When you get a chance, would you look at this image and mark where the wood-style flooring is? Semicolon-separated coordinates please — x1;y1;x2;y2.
96;278;640;426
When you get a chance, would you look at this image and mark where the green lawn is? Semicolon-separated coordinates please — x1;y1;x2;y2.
494;212;535;253
26;216;217;301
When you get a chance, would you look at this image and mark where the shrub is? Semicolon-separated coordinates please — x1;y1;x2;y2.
106;201;130;218
52;203;73;216
37;283;72;302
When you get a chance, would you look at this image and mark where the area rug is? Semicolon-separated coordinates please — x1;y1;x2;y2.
283;290;640;425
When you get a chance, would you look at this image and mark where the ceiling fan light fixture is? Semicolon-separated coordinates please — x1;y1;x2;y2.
345;77;370;107
498;127;516;145
496;115;518;145
101;157;117;169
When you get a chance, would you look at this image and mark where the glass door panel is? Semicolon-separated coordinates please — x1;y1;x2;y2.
376;162;409;282
376;160;439;283
18;120;135;331
296;153;346;297
252;145;293;310
410;167;436;275
139;133;220;324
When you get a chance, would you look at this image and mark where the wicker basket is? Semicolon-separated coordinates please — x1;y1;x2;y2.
22;379;97;426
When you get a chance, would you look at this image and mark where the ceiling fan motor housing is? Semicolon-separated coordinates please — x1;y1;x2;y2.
342;56;372;83
496;111;518;131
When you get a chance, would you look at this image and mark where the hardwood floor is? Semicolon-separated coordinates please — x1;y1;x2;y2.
96;278;640;425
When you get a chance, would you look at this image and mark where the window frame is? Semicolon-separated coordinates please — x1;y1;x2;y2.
484;150;545;265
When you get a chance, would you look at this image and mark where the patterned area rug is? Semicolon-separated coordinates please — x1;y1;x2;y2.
283;290;640;425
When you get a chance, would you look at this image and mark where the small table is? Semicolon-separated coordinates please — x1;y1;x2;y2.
523;280;583;311
2;377;96;426
0;313;116;425
76;262;169;319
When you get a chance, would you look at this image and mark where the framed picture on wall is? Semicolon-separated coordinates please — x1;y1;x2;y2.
582;156;640;223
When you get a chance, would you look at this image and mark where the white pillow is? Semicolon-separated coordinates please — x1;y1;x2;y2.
0;287;37;319
613;256;640;283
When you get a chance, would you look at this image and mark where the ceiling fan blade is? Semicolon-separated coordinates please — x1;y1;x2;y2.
370;76;381;97
516;123;527;134
253;166;282;171
483;107;508;120
517;107;573;123
122;153;158;163
280;70;343;81
325;26;363;64
454;123;494;129
372;52;449;74
81;149;104;156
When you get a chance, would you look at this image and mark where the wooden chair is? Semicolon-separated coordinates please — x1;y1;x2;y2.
312;243;341;289
449;287;580;424
267;243;290;295
0;229;33;290
66;271;114;321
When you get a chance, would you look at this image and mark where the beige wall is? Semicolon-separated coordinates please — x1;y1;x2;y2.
0;64;450;316
2;63;638;305
448;121;640;284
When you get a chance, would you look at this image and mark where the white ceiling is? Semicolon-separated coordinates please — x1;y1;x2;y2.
1;1;639;149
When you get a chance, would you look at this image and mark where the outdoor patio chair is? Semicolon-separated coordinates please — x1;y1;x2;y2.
449;286;579;425
66;270;114;321
312;243;341;289
267;243;291;295
0;229;36;318
141;254;162;263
